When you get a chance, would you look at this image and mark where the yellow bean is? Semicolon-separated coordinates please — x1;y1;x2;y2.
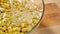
20;23;25;28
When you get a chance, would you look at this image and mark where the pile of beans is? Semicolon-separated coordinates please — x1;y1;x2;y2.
0;0;42;34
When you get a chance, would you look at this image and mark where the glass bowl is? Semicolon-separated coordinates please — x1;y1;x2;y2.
0;0;44;34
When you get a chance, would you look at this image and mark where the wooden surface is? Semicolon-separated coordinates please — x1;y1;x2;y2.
40;3;60;28
44;0;60;9
30;3;60;34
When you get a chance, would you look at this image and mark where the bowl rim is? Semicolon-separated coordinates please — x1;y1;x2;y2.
27;0;45;34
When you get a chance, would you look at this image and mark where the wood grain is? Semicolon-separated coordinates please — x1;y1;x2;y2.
39;3;60;28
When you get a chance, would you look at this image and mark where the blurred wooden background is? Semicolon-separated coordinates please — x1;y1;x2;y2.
40;3;60;28
39;0;60;28
44;0;60;9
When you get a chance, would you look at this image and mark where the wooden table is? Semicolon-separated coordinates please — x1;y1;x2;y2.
40;3;60;27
